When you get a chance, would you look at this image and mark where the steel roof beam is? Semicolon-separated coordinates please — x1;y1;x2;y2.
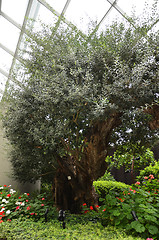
0;43;15;57
88;0;117;39
0;0;2;13
61;0;72;16
1;11;21;30
38;0;86;39
6;0;36;87
106;0;135;27
37;0;60;17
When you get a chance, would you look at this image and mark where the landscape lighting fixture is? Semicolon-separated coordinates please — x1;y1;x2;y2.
58;209;66;229
131;210;138;221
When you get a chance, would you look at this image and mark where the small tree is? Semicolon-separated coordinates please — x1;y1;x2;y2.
3;6;159;212
106;145;155;183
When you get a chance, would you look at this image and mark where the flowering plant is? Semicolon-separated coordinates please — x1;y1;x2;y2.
98;184;159;239
135;174;159;193
0;185;52;223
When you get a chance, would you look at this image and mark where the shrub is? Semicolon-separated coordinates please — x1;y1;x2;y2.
97;171;115;181
135;161;159;193
137;161;159;181
98;184;159;239
93;180;130;199
0;185;55;223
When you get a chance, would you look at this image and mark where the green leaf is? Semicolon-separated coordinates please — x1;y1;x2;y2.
144;215;157;223
112;210;120;216
130;221;145;233
147;225;158;235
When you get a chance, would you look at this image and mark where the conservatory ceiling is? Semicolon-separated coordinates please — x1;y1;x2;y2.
0;0;159;101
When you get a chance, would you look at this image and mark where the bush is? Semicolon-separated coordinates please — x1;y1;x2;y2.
137;161;159;180
136;161;159;192
93;180;130;199
0;185;55;222
97;171;115;181
98;184;159;239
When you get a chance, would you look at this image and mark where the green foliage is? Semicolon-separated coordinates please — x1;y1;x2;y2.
0;185;55;222
106;146;155;172
137;161;159;179
97;171;115;181
0;218;144;240
3;4;159;183
98;181;159;239
136;161;159;192
93;180;130;199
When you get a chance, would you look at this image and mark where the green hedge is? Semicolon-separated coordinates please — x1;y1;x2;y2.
93;180;130;198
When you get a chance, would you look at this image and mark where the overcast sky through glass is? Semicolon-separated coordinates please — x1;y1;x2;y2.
0;0;158;100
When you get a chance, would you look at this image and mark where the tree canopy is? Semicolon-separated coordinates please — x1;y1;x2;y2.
3;10;159;186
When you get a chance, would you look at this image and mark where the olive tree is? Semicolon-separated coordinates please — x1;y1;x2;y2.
3;10;159;212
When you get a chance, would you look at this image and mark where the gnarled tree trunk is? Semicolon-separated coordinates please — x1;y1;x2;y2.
52;113;121;213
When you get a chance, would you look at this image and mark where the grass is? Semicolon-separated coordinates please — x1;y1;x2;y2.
0;217;145;240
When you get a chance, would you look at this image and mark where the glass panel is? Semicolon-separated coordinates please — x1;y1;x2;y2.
98;7;128;33
1;0;29;25
117;0;158;19
45;0;67;14
0;48;13;73
33;4;58;31
0;73;7;92
0;17;20;52
65;0;111;34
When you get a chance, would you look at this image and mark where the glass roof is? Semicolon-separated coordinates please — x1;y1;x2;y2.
0;0;159;101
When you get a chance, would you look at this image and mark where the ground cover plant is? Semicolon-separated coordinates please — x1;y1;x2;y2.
2;0;159;213
0;174;158;240
0;217;145;240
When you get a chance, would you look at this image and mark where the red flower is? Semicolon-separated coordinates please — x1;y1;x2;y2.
102;209;106;212
30;213;34;215
149;174;154;179
27;206;30;211
27;193;30;196
144;176;148;180
135;181;140;185
4;185;7;187
7;219;11;222
16;206;20;210
96;205;99;208
83;203;87;206
7;194;11;197
90;206;93;210
18;197;21;199
0;220;3;223
42;198;45;200
41;204;44;207
26;200;29;202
